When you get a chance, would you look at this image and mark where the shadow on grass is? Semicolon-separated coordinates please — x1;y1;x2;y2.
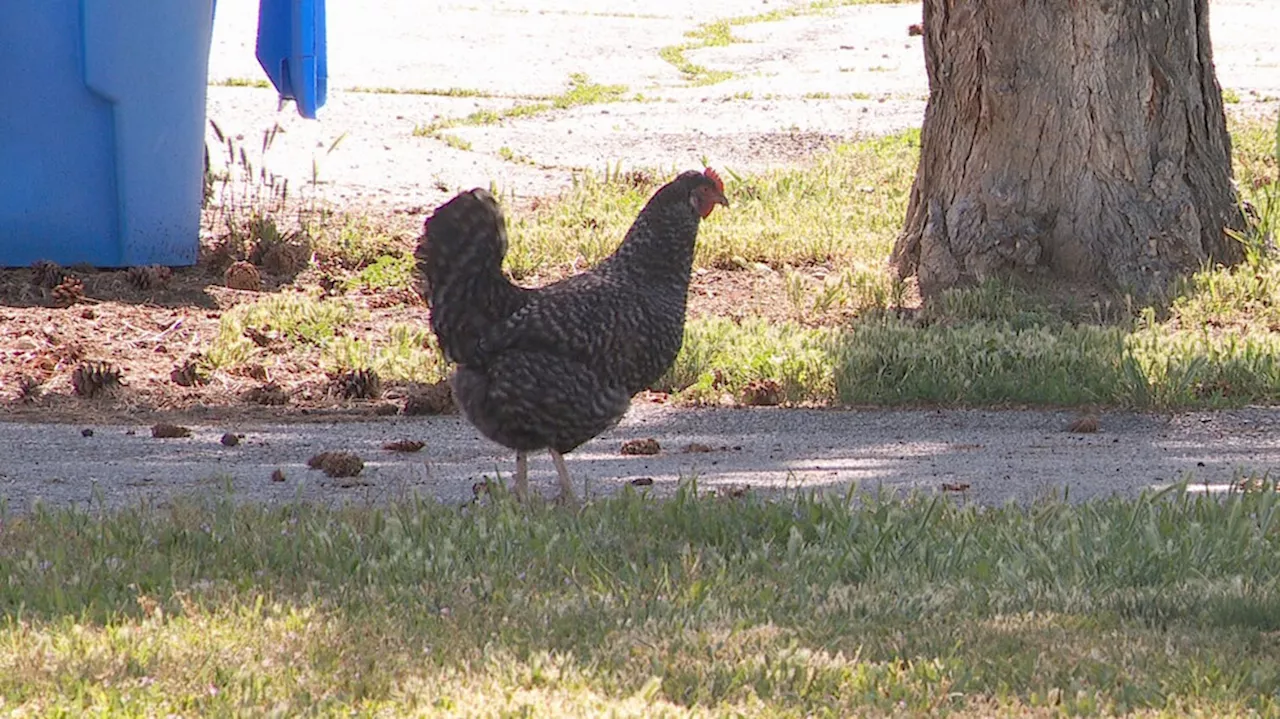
5;485;1280;714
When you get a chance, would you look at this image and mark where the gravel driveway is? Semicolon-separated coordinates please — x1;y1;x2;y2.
3;405;1279;513
3;1;1278;513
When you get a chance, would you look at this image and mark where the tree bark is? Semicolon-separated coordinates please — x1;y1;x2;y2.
892;0;1245;301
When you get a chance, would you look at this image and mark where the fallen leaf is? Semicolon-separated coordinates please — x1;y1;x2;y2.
151;423;191;439
1068;415;1100;434
382;439;426;452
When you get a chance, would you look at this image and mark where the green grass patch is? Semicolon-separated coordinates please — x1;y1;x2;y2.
209;77;271;89
347;85;504;98
498;146;535;165
487;116;1280;409
662;291;1280;409
436;133;474;152
413;73;626;138
502;130;918;277
344;253;416;292
206;293;447;380
308;214;408;270
4;487;1280;714
211;112;1280;410
658;44;736;87
659;0;915;87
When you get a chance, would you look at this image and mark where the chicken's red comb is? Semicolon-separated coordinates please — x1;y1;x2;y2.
703;167;724;193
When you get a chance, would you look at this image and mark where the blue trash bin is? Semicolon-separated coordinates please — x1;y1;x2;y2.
257;0;328;120
0;0;216;268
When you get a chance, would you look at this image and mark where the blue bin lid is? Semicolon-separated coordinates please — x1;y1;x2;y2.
255;0;327;119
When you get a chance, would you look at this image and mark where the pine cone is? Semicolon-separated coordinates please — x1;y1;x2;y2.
402;380;455;415
620;438;661;456
51;277;85;308
30;260;67;289
170;356;209;387
339;368;382;399
307;451;364;478
126;265;173;291
243;381;288;405
17;375;44;404
741;379;783;407
224;261;262;291
71;361;124;398
259;240;310;277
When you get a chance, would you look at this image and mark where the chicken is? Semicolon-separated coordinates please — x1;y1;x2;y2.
417;168;728;504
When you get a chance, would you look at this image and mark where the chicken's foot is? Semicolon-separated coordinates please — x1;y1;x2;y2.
549;449;579;508
513;451;530;500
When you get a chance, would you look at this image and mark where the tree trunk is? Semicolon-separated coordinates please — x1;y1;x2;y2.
892;0;1245;301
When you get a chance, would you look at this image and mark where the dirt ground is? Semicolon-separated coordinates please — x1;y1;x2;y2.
2;0;1279;509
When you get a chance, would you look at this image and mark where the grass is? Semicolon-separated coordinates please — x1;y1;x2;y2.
347;85;523;99
484;114;1280;411
200;110;1280;410
437;133;474;152
5;486;1280;714
343;252;417;292
501;131;919;277
201;114;1280;409
498;146;535;165
660;306;1280;409
209;77;271;89
659;0;915;87
206;292;447;380
413;73;627;139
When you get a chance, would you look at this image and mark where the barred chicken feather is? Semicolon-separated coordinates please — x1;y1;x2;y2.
417;169;728;503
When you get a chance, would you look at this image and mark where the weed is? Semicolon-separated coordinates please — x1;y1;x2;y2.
413;73;626;138
436;133;473;152
497;146;534;165
209;77;271;89
343;254;416;292
658;0;915;86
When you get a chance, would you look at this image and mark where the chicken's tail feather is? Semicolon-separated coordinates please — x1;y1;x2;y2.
416;189;524;366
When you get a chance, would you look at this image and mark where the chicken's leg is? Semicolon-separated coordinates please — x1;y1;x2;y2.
549;449;579;507
513;451;530;500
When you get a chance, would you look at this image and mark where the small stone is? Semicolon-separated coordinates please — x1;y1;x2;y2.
308;451;364;478
382;439;425;452
1068;415;1099;434
220;432;240;447
81;428;94;437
